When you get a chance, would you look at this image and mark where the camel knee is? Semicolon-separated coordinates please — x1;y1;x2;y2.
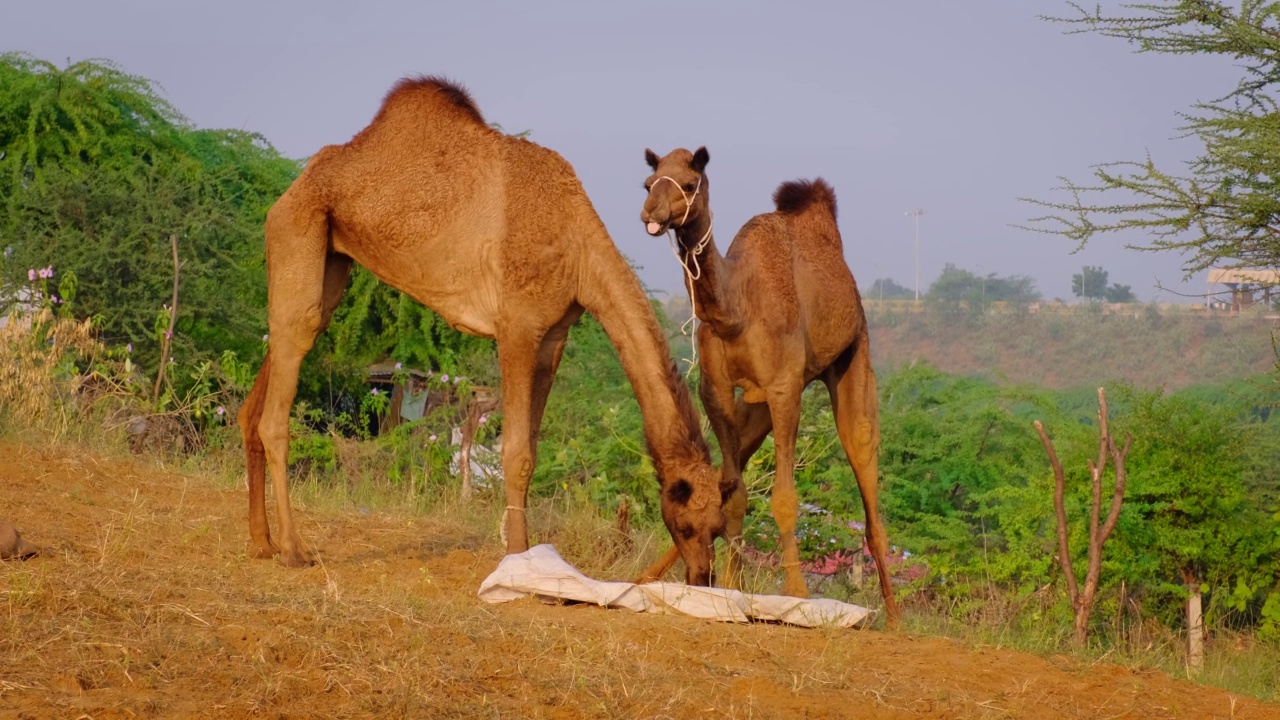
771;492;799;534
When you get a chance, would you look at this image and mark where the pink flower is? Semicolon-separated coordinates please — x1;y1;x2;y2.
479;415;488;424
216;406;226;416
164;330;172;339
262;334;269;342
126;343;132;353
428;434;437;442
394;361;402;370
371;388;380;396
440;374;450;383
43;266;53;279
27;269;35;282
454;376;462;384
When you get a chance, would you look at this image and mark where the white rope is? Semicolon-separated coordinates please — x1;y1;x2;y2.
652;173;713;376
499;505;525;548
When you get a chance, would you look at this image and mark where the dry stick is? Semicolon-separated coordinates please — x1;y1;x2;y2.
1034;387;1130;646
152;234;181;404
1034;419;1079;611
458;400;481;501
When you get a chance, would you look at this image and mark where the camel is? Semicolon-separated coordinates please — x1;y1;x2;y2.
635;146;902;627
237;77;728;584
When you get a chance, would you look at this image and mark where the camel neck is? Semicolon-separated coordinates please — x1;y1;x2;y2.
576;219;711;481
675;216;740;337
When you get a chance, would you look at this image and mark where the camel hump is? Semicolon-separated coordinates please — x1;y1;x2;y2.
381;75;486;126
772;178;837;220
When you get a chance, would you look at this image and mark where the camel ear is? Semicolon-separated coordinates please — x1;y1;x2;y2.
644;148;660;170
691;146;710;173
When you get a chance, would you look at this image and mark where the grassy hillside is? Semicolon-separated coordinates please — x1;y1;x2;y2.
661;296;1278;391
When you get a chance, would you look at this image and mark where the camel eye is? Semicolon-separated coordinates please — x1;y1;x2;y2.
683;183;696;192
679;526;697;540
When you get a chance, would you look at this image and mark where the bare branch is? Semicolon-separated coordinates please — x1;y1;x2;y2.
1099;432;1132;545
1035;419;1080;608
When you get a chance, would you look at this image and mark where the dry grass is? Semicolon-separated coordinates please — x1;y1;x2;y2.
0;309;101;437
3;440;1277;719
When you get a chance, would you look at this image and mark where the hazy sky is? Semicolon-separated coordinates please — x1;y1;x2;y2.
5;1;1242;303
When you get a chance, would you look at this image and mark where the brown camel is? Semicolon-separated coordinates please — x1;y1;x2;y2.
237;77;727;583
636;146;902;627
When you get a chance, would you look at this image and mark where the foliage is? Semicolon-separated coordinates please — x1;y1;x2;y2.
865;277;916;300
0;53;298;377
1022;1;1280;277
1072;265;1136;302
926;263;1042;316
1107;384;1280;628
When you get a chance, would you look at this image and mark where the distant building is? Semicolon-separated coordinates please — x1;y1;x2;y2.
1205;267;1278;312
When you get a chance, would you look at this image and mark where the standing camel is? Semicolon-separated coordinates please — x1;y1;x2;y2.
237;77;728;584
636;146;902;627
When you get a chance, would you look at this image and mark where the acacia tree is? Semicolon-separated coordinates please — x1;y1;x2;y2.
1022;2;1280;277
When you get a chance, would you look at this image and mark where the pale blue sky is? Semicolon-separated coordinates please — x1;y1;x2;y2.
5;1;1240;302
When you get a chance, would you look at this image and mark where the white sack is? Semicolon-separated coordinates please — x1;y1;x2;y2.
478;544;874;629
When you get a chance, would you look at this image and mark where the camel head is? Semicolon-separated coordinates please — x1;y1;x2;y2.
659;463;728;586
641;146;710;238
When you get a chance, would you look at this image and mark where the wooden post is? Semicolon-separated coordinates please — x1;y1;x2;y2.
1187;575;1205;672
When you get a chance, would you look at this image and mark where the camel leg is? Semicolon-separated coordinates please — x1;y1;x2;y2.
766;387;807;598
239;353;278;559
495;311;577;553
721;401;773;587
528;310;578;439
496;325;549;554
696;366;743;587
636;545;681;584
255;234;351;568
826;337;902;628
241;254;351;561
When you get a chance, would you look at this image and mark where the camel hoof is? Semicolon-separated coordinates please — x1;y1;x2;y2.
884;609;904;631
276;549;315;568
248;542;279;560
782;582;810;599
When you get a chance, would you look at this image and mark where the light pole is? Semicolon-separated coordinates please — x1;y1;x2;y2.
905;209;924;303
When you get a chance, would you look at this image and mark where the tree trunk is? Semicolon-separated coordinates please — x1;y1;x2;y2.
1187;581;1204;672
1073;597;1092;647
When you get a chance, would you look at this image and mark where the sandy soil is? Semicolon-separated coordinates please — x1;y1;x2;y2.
1;441;1276;719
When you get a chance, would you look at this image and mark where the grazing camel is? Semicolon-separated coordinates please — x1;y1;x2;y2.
237;78;727;583
636;146;902;626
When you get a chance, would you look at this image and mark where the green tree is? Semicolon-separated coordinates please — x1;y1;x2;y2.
1105;283;1136;303
1111;386;1277;638
865;277;915;300
1023;2;1280;277
1071;265;1109;300
0;54;299;371
927;263;1041;313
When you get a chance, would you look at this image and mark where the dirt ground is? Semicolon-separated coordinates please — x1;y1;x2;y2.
1;441;1276;719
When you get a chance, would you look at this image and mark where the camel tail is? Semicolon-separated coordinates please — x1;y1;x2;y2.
773;178;837;221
